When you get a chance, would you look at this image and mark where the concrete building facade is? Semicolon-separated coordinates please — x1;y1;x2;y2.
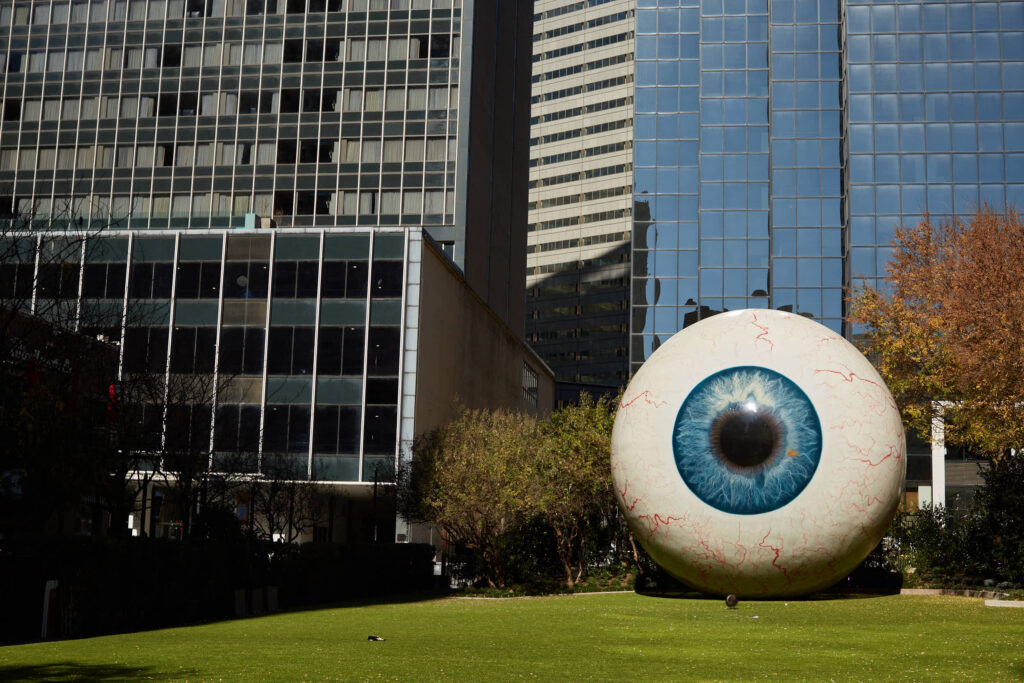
0;0;547;543
527;0;635;400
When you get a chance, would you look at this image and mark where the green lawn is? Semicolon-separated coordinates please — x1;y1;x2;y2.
1;592;1022;681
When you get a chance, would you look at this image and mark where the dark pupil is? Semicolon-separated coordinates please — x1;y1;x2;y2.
716;411;776;468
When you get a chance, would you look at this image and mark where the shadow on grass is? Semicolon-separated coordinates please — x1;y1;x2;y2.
0;662;188;682
258;588;454;619
1;589;453;647
636;590;897;602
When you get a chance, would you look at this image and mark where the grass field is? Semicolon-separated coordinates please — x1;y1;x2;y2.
1;592;1022;681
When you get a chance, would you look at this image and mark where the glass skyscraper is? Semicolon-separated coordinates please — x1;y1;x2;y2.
626;0;1024;375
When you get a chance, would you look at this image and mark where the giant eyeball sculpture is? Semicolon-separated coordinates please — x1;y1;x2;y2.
612;310;905;597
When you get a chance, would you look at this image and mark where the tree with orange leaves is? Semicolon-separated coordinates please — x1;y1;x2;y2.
849;208;1024;459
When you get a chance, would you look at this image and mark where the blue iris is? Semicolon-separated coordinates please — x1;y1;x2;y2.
672;366;822;515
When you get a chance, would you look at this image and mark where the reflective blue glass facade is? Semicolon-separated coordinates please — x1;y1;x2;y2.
846;0;1024;293
632;0;1024;373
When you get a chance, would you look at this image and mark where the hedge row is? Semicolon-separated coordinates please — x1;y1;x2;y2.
0;537;434;644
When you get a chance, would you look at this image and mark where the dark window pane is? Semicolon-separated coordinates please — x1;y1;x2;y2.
239;405;261;451
341;325;365;375
0;264;16;299
338;406;360;453
170;327;196;373
293;326;314;374
248;262;269;298
106;263;126;299
367;326;400;375
199;262;221;298
370;261;403;298
13;264;31;299
60;264;79;299
365;378;398;404
288;405;310;452
175;262;201;298
317;326;342;375
215;405;239;451
243;328;265;374
147;328;169;373
152;263;173;298
129;263;152;298
314;406;339;453
263;405;287;452
219;327;243;374
267;327;292;374
140;403;163;451
36;264;60;298
165;405;190;451
84;263;107;297
296;261;318;298
191;405;212;451
123;327;148;373
273;260;297;298
195;327;217;373
321;260;346;297
346;261;368;298
363;406;396;455
223;262;248;298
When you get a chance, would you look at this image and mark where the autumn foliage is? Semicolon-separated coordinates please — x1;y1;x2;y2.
849;208;1024;457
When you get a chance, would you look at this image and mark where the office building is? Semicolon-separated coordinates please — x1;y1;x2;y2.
527;0;635;400
631;0;1023;507
632;0;1024;368
0;0;549;542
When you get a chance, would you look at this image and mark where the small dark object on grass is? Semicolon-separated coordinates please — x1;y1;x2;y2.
368;635;385;641
725;594;739;608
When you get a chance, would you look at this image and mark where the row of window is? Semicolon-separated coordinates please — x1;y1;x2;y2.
529;276;628;299
530;140;631;170
527;250;627;276
849;62;1024;97
528;184;631;212
847;3;1024;35
0;0;457;26
530;73;632;105
529;95;632;127
1;34;454;74
120;324;397;377
530;208;629;233
132;401;396;459
532;29;632;64
530;162;632;190
849;152;1024;185
849;122;1024;155
0;86;456;123
12;188;453;219
0;137;454;171
530;117;631;148
532;0;617;24
2;257;398;302
533;9;630;43
848;32;1024;66
529;230;629;255
531;51;631;85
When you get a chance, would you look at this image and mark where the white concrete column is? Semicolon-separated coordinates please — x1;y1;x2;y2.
930;403;947;508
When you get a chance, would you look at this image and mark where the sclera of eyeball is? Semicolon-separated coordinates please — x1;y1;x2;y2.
612;309;906;598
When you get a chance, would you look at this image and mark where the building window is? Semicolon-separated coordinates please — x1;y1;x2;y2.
522;363;538;407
